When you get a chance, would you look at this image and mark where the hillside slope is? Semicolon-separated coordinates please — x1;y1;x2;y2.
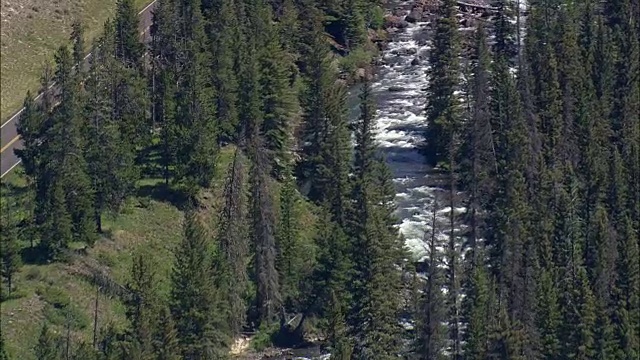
0;0;148;121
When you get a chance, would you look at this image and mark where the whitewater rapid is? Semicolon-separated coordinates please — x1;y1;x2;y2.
364;4;464;262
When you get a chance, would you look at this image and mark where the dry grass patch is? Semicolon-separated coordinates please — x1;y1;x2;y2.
1;0;150;122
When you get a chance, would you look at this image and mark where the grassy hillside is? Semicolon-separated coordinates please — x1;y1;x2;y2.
0;0;149;122
0;145;319;359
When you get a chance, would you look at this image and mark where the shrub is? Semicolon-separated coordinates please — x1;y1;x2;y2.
368;6;385;30
339;47;374;75
36;285;70;309
25;266;42;281
44;303;90;330
251;322;280;351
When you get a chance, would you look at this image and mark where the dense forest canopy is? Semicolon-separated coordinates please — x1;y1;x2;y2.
0;0;638;358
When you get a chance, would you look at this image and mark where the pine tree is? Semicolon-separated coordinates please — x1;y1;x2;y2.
173;0;218;192
114;0;144;70
459;23;496;259
35;323;61;360
277;0;300;55
170;206;230;358
124;254;157;357
613;216;640;359
248;136;281;326
84;34;138;233
536;267;561;360
417;205;446;360
37;45;96;257
259;18;299;178
276;174;304;310
589;205;617;359
0;203;21;295
150;0;178;185
51;45;97;247
464;258;491;360
15;91;44;181
215;149;249;335
236;20;263;144
70;20;85;65
425;0;461;164
554;184;596;359
492;0;517;62
298;14;351;226
310;208;352;317
342;0;367;50
152;306;180;360
327;289;353;359
205;0;242;142
350;80;403;359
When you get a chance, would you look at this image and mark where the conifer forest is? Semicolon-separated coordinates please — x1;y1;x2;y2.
0;0;639;358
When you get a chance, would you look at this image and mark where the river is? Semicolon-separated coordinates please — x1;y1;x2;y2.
353;0;463;264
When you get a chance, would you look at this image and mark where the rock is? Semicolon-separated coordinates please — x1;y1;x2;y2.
355;67;374;81
389;86;406;92
392;47;417;56
384;15;409;29
392;7;406;17
405;7;423;22
411;57;421;66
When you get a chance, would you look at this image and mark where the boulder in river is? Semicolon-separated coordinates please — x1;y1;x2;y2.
389;86;406;92
411;57;421;66
384;15;409;29
405;7;423;22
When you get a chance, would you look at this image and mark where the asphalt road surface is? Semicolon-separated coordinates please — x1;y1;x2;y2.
0;0;157;178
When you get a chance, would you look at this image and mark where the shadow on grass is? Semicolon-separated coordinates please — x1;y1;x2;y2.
20;246;49;265
137;181;189;210
137;142;167;180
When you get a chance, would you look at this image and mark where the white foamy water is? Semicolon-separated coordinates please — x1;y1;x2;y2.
346;1;474;263
368;13;444;262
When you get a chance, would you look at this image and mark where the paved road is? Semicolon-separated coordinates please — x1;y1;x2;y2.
0;0;157;178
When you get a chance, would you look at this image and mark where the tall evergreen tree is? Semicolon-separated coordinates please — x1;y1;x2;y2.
310;208;352;317
170;206;229;358
248;136;281;326
459;23;496;260
0;200;21;295
152;306;181;360
207;0;241;142
172;0;218;192
70;20;85;65
425;0;461;164
259;15;298;178
297;16;351;226
35;323;61;360
350;80;403;359
417;205;446;360
15;91;44;182
114;0;144;70
124;254;157;357
276;173;305;310
84;33;138;233
149;0;178;185
215;149;249;336
37;45;96;257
